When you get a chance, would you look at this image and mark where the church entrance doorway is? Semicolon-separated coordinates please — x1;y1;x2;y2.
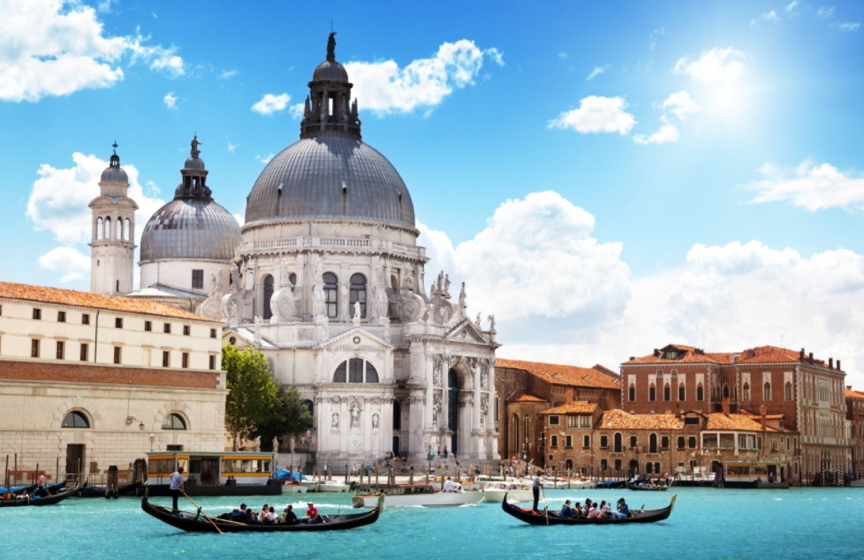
448;369;459;457
65;444;85;482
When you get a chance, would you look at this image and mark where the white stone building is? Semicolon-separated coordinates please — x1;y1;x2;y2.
0;282;226;482
125;36;500;466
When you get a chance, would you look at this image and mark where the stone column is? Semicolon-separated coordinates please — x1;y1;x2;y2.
472;362;482;459
425;349;435;429
363;397;373;458
340;398;348;456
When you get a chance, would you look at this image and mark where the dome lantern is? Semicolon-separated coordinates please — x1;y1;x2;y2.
301;32;362;141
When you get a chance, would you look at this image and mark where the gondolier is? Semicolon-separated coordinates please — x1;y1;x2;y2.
169;465;185;514
532;473;543;512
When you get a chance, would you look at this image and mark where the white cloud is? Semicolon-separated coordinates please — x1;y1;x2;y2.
662;90;701;121
585;65;607;80
233;213;245;227
163;91;178;110
558;52;569;60
548;96;636;135
289;103;305;120
839;22;860;32
633;123;679;145
26;152;165;284
343;39;503;115
256;153;274;165
751;10;780;25
649;27;665;51
674;47;746;84
38;246;90;283
786;1;799;14
0;0;185;102
227;142;238;153
742;160;864;211
218;69;239;79
96;0;119;13
251;93;291;115
817;6;835;19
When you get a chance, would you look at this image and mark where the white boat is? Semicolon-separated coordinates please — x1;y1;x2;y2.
301;479;350;493
482;481;533;502
280;483;308;494
352;483;486;508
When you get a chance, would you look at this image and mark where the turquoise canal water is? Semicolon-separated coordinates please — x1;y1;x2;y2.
3;487;863;559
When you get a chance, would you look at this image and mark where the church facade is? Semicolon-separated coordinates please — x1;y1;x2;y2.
112;35;501;465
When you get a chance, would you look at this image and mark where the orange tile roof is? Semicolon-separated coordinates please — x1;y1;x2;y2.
0;282;217;322
496;358;619;390
507;391;547;403
540;402;597;415
598;409;684;431
623;343;841;371
622;344;726;365
704;413;778;432
846;388;864;400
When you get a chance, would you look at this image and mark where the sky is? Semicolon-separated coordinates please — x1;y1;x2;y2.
2;0;864;384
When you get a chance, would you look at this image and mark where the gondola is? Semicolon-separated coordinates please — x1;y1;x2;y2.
3;481;65;495
0;483;82;508
501;494;676;525
77;480;143;498
141;492;384;533
626;482;670;492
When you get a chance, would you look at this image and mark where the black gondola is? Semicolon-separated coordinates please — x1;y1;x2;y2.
141;492;384;533
626;482;670;492
0;483;82;508
77;480;143;498
501;494;676;525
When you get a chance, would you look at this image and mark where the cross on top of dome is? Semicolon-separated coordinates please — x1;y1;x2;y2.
109;140;120;167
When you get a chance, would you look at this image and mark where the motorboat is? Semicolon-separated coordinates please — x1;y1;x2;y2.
482;481;533;502
301;479;350;493
281;482;308;494
352;483;485;508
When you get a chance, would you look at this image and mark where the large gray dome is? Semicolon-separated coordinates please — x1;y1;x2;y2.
244;136;416;228
313;60;348;82
140;198;241;262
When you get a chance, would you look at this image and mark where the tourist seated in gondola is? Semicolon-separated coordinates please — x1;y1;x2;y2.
599;500;611;518
257;504;271;523
610;498;631;519
560;500;578;519
581;499;593;517
304;503;321;524
17;490;32;504
263;506;278;524
224;503;251;522
587;502;601;519
279;505;298;525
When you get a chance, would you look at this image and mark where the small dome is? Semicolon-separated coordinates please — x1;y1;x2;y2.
245;136;415;228
185;157;206;171
313;60;349;83
140;198;241;262
100;165;128;184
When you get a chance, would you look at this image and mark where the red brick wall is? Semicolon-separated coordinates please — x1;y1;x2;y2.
0;360;220;389
621;365;714;415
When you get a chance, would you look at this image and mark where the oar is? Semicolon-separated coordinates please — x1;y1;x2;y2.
541;486;549;526
181;490;224;534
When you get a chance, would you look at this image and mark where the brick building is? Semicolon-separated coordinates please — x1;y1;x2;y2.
495;358;620;465
621;343;850;482
0;282;226;484
847;387;864;478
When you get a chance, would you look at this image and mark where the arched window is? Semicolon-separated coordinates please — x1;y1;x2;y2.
302;399;314;420
125;218;131;241
763;382;771;401
678;383;686;401
262;275;275;320
785;381;793;401
614;433;623;453
391;275;398;290
323;272;338;318
117;217;123;240
104;217;111;239
743;383;751;401
628;384;635;402
723;383;730;399
649;433;658;453
524;417;531;445
664;383;671;402
96;218;103;240
393;401;401;430
349;273;367;318
649;384;656;402
62;411;89;429
162;413;187;430
697;383;704;401
289;273;297;288
333;359;379;384
511;415;520;453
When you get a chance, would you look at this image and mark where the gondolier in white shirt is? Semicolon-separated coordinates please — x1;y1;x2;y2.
532;473;544;512
444;477;454;493
169;465;185;515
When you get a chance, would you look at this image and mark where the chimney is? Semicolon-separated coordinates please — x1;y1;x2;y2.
654;349;660;358
838;360;841;371
800;348;805;361
829;358;834;369
848;385;853;391
809;352;814;363
759;404;767;430
629;356;635;361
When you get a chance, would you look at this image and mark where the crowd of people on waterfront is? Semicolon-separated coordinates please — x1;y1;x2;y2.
218;502;323;525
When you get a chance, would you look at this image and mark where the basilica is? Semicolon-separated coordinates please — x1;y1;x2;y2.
91;36;501;465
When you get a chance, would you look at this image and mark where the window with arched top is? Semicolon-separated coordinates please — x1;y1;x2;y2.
333;358;379;384
289;273;297;288
785;381;793;401
743;383;751;401
763;382;772;401
511;415;520;454
162;413;187;430
678;383;686;401
614;433;623;453
723;383;730;399
96;218;103;240
262;275;275;319
524;417;530;443
349;273;367;318
62;411;90;429
104;217;111;239
649;384;656;402
117;217;124;240
324;273;338;318
125;218;131;241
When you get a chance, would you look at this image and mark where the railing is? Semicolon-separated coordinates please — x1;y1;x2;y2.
245;237;426;258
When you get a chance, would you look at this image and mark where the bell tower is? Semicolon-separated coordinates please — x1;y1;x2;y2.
89;142;138;295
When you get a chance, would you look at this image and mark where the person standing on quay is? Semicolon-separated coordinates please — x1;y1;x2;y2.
532;473;544;512
170;465;185;514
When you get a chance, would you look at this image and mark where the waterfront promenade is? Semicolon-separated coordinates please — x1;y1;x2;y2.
3;487;861;560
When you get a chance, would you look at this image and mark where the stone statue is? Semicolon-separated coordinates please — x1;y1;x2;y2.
314;284;325;318
272;436;280;454
353;301;362;326
350;403;360;429
433;360;442;387
252;435;261;452
382;316;390;341
321;315;330;339
475;312;481;327
432;395;442;429
331;411;339;429
209;270;218;296
458;283;467;314
481;368;489;391
229;263;241;294
279;260;290;287
327;31;337;59
443;274;451;296
437;271;444;290
372;413;379;429
190;135;202;159
487;314;496;333
480;397;489;429
253;316;262;343
314;259;324;284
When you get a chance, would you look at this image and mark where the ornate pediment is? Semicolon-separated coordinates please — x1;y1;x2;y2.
318;327;393;351
445;319;487;344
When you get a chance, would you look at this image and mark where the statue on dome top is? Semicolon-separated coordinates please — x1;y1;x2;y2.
327;32;337;60
190;135;202;159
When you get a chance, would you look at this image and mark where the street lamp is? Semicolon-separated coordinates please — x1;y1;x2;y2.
149;434;155;452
